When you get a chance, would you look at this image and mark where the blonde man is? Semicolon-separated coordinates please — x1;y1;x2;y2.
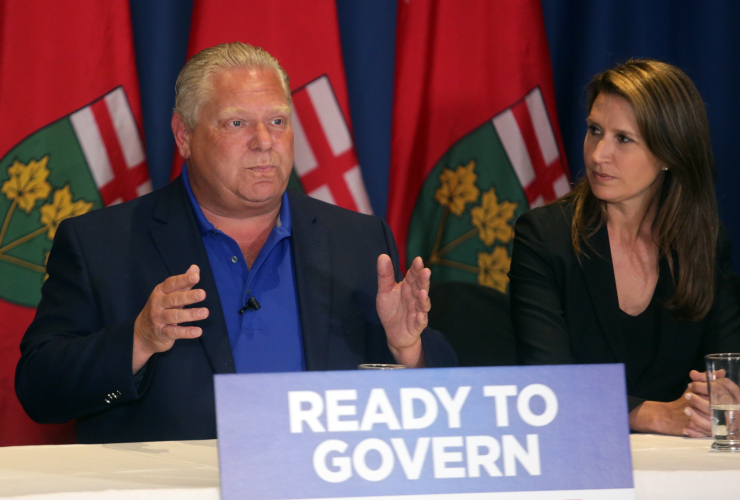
16;43;456;444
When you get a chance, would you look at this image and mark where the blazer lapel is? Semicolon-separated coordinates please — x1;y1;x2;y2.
580;225;631;370
288;190;333;371
149;178;236;374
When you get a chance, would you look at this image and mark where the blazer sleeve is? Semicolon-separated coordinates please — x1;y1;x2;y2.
15;218;152;424
380;218;458;368
698;227;740;360
509;210;575;365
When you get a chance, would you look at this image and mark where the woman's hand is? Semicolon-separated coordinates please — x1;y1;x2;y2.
629;381;712;437
688;369;740;439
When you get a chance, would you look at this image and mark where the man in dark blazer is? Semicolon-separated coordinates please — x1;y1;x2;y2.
15;43;455;444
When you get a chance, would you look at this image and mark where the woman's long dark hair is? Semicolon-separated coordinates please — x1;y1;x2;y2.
567;59;718;321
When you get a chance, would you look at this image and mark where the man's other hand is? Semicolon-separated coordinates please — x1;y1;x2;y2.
132;265;209;372
376;255;430;368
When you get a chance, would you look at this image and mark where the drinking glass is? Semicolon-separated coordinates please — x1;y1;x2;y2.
705;353;740;452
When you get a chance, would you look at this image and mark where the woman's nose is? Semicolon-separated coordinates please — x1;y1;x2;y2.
590;137;611;163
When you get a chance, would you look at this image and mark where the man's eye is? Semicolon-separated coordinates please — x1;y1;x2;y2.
231;120;241;127
273;118;284;125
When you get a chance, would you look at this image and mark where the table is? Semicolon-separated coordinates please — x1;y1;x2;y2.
631;434;740;499
0;439;219;499
0;434;738;499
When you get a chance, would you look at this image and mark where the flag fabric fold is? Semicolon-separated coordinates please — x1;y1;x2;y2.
388;0;569;291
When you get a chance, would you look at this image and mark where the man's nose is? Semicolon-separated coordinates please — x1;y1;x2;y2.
250;122;273;150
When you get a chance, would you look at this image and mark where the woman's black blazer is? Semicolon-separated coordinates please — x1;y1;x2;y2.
509;200;740;411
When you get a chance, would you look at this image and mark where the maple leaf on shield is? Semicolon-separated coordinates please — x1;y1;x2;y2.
477;247;511;292
470;188;517;246
1;157;52;213
434;160;480;216
40;185;93;239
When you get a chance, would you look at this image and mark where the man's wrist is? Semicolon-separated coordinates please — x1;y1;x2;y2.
388;339;426;368
132;319;155;373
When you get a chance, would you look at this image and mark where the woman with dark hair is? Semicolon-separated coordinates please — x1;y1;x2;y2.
509;59;740;436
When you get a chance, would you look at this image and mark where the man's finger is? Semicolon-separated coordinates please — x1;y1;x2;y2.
160;265;201;294
417;288;431;313
419;266;431;289
160;288;206;310
415;310;428;330
409;257;430;285
160;306;209;326
377;254;396;293
161;324;203;340
408;256;423;275
403;258;430;298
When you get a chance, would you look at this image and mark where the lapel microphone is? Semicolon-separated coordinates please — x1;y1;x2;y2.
239;296;261;314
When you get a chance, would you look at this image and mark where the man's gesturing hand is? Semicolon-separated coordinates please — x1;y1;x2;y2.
376;255;431;368
132;265;209;372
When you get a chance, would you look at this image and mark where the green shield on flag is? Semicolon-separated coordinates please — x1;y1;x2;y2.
0;117;102;307
406;121;529;294
406;87;570;293
0;86;150;307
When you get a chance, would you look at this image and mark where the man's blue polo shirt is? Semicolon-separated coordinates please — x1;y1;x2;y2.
182;166;305;373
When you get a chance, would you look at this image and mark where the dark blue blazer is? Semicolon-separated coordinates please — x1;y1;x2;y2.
16;177;456;443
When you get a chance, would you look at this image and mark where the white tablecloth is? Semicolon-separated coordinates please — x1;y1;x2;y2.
631;434;740;499
0;434;738;499
0;439;220;499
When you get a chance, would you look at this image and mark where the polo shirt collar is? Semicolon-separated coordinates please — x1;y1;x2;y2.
181;164;291;237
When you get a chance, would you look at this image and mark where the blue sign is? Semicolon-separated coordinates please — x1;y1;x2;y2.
215;365;634;499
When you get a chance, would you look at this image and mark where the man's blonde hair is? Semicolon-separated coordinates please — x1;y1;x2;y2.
174;42;291;128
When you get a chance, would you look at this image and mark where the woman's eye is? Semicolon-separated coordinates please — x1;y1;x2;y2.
587;125;601;135
617;134;632;143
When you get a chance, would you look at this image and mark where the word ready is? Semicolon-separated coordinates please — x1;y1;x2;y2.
215;365;634;500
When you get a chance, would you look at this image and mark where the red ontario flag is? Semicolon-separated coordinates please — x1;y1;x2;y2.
0;0;148;445
388;0;569;292
292;76;371;214
491;87;569;208
70;88;151;206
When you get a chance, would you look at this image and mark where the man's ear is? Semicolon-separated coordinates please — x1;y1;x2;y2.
171;114;192;159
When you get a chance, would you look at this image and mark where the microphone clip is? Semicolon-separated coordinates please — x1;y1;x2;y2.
239;296;261;314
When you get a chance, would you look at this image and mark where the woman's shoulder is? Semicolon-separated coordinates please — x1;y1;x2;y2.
515;199;574;247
